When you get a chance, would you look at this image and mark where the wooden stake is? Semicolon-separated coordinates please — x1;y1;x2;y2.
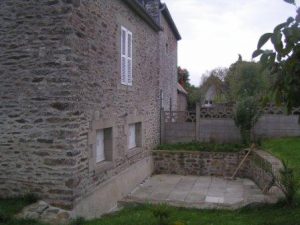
230;143;255;180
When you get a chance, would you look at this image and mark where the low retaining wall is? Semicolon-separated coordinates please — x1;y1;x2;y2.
152;150;282;191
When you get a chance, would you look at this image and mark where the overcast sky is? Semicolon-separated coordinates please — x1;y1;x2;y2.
163;0;298;86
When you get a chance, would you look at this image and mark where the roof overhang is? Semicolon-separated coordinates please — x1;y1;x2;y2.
123;0;163;32
177;83;188;95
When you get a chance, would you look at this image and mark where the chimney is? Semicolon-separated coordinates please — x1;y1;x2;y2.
144;0;160;24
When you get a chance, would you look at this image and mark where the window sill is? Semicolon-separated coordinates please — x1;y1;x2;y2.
126;147;142;158
117;83;134;92
94;161;114;174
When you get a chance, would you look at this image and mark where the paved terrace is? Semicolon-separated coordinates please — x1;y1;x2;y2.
122;175;282;209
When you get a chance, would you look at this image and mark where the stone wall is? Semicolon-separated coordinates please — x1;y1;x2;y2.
0;0;82;209
153;150;283;192
159;14;178;111
246;150;282;190
153;150;248;177
0;0;179;215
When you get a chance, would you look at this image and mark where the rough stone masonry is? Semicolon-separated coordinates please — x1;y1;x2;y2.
0;0;180;217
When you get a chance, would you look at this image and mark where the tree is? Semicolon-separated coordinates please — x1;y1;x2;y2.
225;60;270;102
199;67;229;104
177;67;201;110
252;0;300;111
177;67;191;88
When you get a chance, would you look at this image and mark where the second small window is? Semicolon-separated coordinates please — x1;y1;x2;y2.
128;122;142;150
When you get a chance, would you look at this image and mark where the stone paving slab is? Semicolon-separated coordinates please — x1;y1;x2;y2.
122;174;284;210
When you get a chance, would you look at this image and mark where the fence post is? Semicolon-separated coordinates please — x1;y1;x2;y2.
196;103;200;141
160;110;165;144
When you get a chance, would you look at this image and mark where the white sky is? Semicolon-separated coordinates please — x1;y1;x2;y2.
163;0;299;86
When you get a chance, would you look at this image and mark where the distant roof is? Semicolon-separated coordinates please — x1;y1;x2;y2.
123;0;181;41
177;83;188;95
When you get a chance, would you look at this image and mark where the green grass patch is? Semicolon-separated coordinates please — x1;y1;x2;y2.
75;204;300;225
262;137;300;180
155;142;245;152
262;137;300;204
0;195;46;225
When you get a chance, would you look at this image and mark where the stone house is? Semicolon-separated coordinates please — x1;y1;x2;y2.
0;0;180;219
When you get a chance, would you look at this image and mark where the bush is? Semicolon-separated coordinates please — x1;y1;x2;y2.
233;97;260;145
151;204;171;225
277;161;298;206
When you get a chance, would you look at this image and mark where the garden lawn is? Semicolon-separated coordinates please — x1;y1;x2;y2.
1;137;300;225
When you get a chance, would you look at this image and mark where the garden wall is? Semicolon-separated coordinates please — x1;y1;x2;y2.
152;150;283;191
162;107;300;144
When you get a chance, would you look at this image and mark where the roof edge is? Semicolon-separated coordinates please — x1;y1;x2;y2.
160;3;181;40
177;83;188;95
123;0;163;32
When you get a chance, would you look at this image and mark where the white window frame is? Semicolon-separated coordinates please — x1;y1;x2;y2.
128;124;137;149
121;26;133;86
96;129;105;163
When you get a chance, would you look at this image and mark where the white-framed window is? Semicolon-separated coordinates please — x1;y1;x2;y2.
128;124;136;149
121;26;133;86
128;122;142;150
95;127;113;164
96;129;105;163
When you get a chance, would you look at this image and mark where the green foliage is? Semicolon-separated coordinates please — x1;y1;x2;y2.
233;97;260;145
151;204;171;225
277;161;298;206
0;195;43;225
252;3;300;111
155;142;245;152
177;67;202;110
186;85;201;110
225;61;270;102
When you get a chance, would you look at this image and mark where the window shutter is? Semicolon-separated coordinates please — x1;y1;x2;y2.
96;130;105;163
121;28;127;85
127;31;133;86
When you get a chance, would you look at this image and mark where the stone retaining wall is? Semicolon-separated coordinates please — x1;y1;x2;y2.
153;150;248;177
153;150;283;191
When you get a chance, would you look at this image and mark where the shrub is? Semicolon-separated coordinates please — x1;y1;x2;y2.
277;160;298;206
151;204;171;225
233;97;260;145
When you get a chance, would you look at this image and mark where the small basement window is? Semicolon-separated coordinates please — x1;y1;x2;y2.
95;128;113;163
128;122;142;150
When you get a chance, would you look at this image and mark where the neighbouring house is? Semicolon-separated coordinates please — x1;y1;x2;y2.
177;83;188;111
202;85;217;107
0;0;180;219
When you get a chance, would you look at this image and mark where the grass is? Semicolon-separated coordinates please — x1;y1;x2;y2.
155;142;245;152
1;137;300;225
0;195;46;225
77;203;300;225
262;137;300;182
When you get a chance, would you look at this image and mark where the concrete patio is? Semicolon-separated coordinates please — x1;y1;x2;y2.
122;174;282;210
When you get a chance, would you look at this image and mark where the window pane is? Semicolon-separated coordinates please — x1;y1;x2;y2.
121;29;126;55
96;130;105;163
127;58;132;85
127;33;132;58
128;124;136;149
121;56;127;84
